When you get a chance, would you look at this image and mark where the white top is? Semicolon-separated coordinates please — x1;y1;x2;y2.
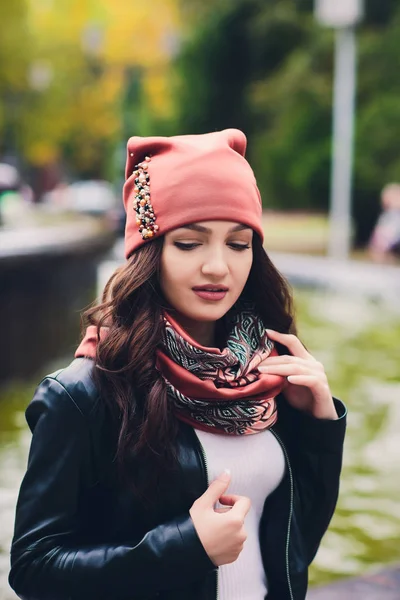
195;428;286;600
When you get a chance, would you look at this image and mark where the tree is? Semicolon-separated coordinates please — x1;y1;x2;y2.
175;0;400;245
1;0;181;185
0;0;31;158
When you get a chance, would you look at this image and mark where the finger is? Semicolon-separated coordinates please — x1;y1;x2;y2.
266;329;310;360
214;507;232;514
258;356;316;371
258;364;315;377
229;496;251;519
259;355;310;366
259;356;324;375
198;469;231;507
219;494;243;506
286;376;332;403
286;375;320;388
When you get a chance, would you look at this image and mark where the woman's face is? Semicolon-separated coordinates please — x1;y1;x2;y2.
160;220;253;331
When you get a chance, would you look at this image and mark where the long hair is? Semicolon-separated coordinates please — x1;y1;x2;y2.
82;233;296;499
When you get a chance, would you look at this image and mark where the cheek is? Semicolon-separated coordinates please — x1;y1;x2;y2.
160;249;193;301
160;253;174;301
234;252;253;284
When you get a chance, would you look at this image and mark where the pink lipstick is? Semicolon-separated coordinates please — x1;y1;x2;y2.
192;285;228;302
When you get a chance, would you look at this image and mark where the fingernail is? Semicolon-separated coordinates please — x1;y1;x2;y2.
258;366;269;373
219;468;231;481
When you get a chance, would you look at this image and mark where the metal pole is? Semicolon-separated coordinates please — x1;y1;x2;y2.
328;26;357;259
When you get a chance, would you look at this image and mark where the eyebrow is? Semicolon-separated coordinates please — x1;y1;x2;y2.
178;223;251;234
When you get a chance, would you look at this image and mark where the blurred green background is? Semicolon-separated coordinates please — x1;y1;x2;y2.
2;0;400;245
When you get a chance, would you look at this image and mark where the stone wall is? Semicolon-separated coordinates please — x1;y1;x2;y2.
0;222;115;384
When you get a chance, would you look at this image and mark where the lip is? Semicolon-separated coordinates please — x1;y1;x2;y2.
192;285;229;291
192;285;229;302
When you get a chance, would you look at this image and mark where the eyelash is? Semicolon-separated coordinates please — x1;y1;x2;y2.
173;242;251;252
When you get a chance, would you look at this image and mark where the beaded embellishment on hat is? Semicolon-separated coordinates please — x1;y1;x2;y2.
132;155;159;240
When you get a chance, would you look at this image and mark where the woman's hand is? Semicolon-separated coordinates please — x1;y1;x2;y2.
190;470;251;566
258;329;338;420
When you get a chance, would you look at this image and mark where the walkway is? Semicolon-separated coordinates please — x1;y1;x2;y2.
307;566;400;599
0;219;114;260
269;252;400;312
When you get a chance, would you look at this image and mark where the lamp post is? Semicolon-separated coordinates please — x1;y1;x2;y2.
315;0;364;260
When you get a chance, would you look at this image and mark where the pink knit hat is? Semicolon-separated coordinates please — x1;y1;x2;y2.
123;128;264;258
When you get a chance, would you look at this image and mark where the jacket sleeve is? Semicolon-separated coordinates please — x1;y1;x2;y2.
278;396;347;564
9;377;215;600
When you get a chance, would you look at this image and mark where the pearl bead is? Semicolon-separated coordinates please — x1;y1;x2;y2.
132;157;156;236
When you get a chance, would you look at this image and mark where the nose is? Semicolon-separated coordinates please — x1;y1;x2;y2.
201;248;229;278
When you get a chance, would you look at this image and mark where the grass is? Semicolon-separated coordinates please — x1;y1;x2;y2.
262;211;330;254
262;210;400;266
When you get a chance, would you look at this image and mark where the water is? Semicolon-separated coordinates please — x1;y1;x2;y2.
296;291;400;585
1;290;399;598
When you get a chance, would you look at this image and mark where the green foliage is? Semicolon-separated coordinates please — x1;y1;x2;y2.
175;4;255;135
0;1;30;89
175;0;400;245
0;0;180;186
2;0;400;245
364;0;397;26
0;0;31;155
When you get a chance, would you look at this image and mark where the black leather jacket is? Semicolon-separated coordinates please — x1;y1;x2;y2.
9;358;346;600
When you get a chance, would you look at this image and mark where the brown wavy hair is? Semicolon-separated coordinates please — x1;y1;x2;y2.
83;234;296;499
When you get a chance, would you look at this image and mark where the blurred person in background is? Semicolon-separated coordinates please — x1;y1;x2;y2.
9;130;346;600
368;183;400;262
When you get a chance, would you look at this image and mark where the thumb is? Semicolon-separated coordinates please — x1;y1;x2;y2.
199;469;231;507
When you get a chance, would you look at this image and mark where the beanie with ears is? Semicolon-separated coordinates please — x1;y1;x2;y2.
122;128;264;258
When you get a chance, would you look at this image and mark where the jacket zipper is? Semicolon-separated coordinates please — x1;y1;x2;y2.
197;437;219;600
270;429;294;600
197;430;293;600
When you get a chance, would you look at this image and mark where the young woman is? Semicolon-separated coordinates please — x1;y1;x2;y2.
9;129;346;600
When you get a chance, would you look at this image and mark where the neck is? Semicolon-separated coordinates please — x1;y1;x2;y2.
170;312;216;347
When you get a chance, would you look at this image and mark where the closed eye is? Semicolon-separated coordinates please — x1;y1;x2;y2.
174;242;201;251
173;242;251;251
228;243;251;251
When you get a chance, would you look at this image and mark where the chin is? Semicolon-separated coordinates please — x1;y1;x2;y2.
181;302;233;323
